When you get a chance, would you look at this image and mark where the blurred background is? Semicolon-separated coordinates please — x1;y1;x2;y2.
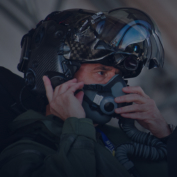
0;0;177;127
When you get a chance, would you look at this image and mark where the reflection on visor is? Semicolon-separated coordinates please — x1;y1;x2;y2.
107;8;164;69
111;20;151;48
119;25;150;50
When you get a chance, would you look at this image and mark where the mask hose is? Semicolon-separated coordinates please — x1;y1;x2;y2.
115;118;167;177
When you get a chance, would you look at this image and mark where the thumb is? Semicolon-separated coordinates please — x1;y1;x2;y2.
75;91;84;104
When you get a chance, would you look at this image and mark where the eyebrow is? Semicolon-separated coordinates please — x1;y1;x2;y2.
93;66;112;71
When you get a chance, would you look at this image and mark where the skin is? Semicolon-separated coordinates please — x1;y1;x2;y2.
114;86;171;138
43;63;171;138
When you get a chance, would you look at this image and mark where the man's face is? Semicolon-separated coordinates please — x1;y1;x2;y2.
74;63;120;85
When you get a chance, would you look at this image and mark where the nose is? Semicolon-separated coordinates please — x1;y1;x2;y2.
104;69;119;84
110;70;116;78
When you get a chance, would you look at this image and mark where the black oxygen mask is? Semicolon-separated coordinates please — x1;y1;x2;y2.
82;74;127;124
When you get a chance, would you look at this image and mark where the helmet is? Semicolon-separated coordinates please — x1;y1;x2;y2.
18;8;164;93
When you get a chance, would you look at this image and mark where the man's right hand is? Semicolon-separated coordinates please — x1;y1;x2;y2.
43;76;85;121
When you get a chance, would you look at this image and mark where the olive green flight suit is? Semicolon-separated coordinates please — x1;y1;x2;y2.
0;110;168;177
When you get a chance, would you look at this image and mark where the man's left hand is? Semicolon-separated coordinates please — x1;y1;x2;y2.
114;86;171;138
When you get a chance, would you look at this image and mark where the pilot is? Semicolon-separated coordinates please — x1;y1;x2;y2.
0;8;170;177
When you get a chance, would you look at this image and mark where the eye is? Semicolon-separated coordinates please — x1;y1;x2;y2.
97;71;108;77
97;71;104;75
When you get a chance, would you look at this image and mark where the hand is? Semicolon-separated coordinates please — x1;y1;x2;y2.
114;86;171;138
43;76;85;121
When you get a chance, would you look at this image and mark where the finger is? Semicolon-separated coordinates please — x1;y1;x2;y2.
53;78;77;97
67;82;84;94
54;82;77;98
115;94;147;104
115;104;145;114
75;91;84;104
120;112;145;120
122;86;149;98
43;76;53;102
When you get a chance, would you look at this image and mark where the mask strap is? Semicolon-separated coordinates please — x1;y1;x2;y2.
83;85;110;92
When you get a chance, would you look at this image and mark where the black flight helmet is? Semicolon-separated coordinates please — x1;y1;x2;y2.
18;8;164;93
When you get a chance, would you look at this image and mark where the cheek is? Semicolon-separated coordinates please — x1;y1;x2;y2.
74;72;87;83
75;73;96;84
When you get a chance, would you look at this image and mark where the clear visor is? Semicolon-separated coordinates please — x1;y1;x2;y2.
110;22;164;69
64;8;164;69
107;8;164;69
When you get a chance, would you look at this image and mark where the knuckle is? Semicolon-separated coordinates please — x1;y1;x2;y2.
134;86;142;93
141;104;147;111
56;94;66;103
149;112;154;118
138;94;145;102
55;85;61;91
149;99;156;107
132;94;139;101
119;96;124;101
119;107;123;112
151;99;156;105
50;101;55;109
137;86;142;91
50;107;54;114
146;94;150;99
55;85;60;90
121;106;126;112
62;93;69;102
136;86;146;95
136;112;142;118
123;96;128;102
59;84;65;90
136;104;142;111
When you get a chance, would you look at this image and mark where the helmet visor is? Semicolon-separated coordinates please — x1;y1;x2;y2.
64;8;164;69
107;8;164;69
